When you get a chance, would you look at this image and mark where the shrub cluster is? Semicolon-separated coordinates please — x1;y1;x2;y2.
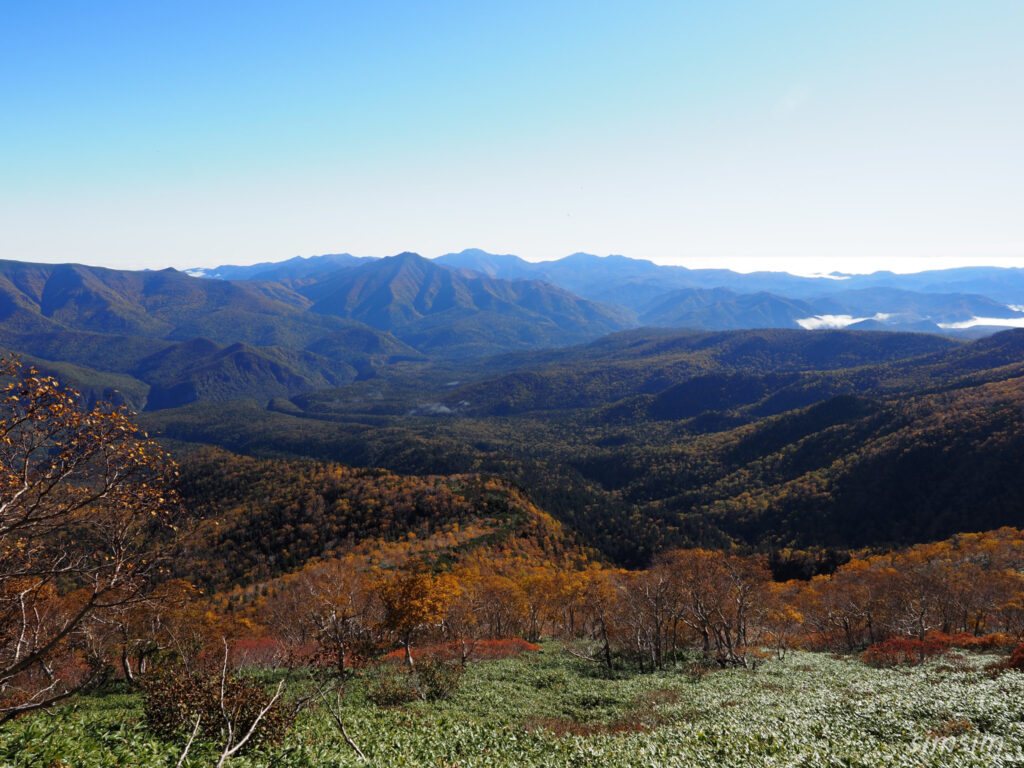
140;668;293;751
365;665;418;707
861;632;1018;668
925;631;1016;651
861;637;948;667
985;642;1024;674
416;660;465;700
365;660;464;706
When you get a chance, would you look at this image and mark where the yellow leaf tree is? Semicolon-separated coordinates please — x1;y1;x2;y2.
378;563;459;673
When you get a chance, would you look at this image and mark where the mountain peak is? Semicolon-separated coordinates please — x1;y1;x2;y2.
435;249;535;280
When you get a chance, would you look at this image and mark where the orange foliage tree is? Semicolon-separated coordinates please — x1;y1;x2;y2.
261;555;380;675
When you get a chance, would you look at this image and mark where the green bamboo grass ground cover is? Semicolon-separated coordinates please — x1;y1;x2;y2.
3;649;1023;768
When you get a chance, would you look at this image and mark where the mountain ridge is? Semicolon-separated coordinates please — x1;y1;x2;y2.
189;249;1024;334
301;252;635;356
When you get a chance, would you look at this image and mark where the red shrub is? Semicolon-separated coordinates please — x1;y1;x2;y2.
470;638;542;659
925;631;1017;652
231;636;289;668
192;636;320;672
861;636;948;668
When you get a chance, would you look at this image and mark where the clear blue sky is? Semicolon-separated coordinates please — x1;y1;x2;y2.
2;1;1022;273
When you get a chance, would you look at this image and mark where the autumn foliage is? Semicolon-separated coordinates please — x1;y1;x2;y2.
237;526;1024;679
0;358;178;722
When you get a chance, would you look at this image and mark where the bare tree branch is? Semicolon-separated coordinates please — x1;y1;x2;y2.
175;714;202;768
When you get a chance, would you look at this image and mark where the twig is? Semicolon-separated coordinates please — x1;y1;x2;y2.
565;647;601;663
175;714;202;768
314;682;367;761
215;679;285;768
212;637;287;768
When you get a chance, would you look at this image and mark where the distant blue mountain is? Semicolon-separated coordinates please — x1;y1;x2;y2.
186;248;1024;336
186;253;369;282
300;252;635;357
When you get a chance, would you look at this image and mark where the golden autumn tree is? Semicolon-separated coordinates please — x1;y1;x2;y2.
659;548;769;667
0;358;177;722
761;580;805;660
443;564;487;665
378;562;459;674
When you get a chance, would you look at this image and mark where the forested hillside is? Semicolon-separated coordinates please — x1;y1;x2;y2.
6;296;1024;768
174;448;582;590
134;328;1024;565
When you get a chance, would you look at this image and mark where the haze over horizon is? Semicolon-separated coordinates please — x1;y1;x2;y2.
185;248;1024;279
30;248;1024;281
7;244;1024;279
3;1;1023;275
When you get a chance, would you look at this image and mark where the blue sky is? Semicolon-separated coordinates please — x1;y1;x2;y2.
2;1;1022;273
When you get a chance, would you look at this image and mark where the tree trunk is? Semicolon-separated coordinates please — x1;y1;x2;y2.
599;620;613;670
403;638;415;672
121;649;135;685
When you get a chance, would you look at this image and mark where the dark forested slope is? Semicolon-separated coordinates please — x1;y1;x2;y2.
140;329;1024;565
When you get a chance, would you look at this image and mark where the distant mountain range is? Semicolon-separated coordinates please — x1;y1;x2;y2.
0;254;632;409
0;259;417;410
438;248;1024;305
2;250;1023;414
434;250;1024;332
193;248;1024;335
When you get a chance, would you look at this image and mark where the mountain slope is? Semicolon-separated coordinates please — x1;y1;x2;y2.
435;248;536;279
186;253;369;282
675;375;1024;548
142;341;360;410
641;289;816;329
0;260;409;351
439;328;960;415
0;260;421;409
303;252;636;356
174;446;581;589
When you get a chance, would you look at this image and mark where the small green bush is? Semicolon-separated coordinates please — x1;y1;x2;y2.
365;665;419;707
417;660;464;701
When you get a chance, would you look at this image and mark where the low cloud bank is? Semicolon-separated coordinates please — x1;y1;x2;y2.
796;313;892;330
